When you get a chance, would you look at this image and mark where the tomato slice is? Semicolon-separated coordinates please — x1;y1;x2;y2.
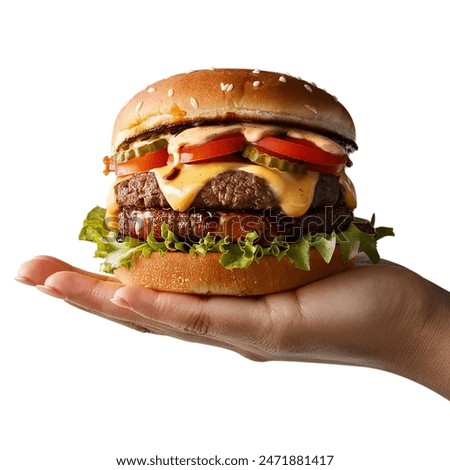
115;147;168;176
255;136;346;166
179;133;246;163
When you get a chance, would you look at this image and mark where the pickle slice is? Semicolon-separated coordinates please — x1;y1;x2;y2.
114;138;168;163
242;145;307;174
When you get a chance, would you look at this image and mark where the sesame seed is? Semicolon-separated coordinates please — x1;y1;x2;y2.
146;86;156;93
252;69;260;74
304;83;313;93
168;88;174;97
332;95;339;102
253;80;261;87
135;101;143;112
304;104;318;115
279;76;287;83
190;97;199;108
220;83;233;92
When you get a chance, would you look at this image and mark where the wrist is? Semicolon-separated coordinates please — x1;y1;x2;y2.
384;280;450;399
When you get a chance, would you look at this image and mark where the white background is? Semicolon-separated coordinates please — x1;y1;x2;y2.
1;1;449;469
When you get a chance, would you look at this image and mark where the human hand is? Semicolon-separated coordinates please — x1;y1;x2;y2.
17;255;450;399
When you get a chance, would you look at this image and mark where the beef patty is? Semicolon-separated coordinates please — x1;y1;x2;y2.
118;204;353;244
115;171;343;211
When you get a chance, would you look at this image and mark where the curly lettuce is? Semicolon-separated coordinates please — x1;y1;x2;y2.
79;207;394;274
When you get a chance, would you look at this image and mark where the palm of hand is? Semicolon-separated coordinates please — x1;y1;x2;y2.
17;255;429;366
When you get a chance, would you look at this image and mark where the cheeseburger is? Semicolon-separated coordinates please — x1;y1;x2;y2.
80;68;393;295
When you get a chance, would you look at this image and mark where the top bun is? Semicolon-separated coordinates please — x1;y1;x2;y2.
112;68;356;152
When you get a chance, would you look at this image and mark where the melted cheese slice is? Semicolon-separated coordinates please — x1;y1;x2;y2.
151;162;319;217
105;175;133;226
106;164;358;220
339;171;357;209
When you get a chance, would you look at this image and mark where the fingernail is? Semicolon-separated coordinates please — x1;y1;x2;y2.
15;276;36;286
36;284;65;300
110;296;131;309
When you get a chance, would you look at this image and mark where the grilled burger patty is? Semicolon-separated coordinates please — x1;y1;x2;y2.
115;171;352;243
118;204;353;244
116;171;344;211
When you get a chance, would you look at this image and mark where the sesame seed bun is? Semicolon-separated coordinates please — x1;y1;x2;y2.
114;248;354;296
112;68;356;152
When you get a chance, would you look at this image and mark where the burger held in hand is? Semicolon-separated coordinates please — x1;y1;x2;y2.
80;68;393;295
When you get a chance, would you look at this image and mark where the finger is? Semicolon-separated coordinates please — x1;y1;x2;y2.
112;286;283;354
43;270;137;320
19;259;290;359
110;288;273;359
42;271;185;336
16;255;118;286
64;299;165;334
17;257;163;334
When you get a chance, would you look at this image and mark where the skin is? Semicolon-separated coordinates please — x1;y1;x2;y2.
16;254;450;399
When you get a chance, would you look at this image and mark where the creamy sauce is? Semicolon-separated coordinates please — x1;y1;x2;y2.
167;124;345;165
152;162;319;217
286;129;344;155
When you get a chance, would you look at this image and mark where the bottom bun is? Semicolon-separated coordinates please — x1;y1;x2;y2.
114;248;354;296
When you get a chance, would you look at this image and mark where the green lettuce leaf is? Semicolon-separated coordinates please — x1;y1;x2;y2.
79;206;394;274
